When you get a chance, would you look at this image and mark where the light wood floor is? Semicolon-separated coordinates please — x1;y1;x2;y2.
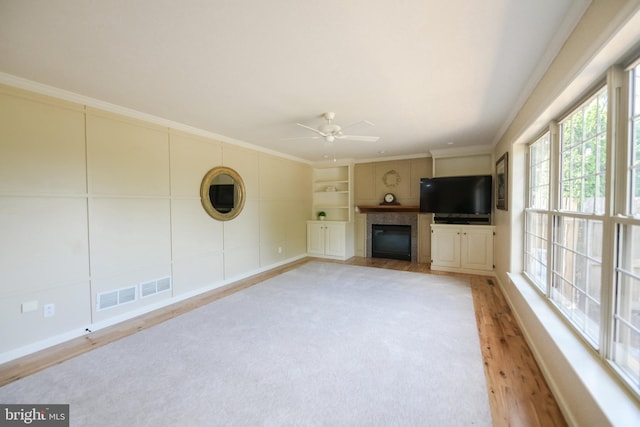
0;257;566;426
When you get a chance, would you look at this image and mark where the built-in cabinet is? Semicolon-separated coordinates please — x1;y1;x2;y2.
307;221;352;259
308;164;354;260
430;224;494;275
312;164;351;222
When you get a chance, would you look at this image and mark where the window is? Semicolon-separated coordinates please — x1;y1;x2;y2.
525;133;550;291
552;88;607;345
524;62;640;395
611;62;640;390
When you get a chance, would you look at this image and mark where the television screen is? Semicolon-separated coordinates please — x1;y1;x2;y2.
419;175;492;214
209;184;235;213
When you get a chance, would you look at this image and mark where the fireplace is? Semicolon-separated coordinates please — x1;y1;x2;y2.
372;224;411;261
366;212;418;263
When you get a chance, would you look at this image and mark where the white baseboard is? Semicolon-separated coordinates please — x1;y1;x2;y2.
0;255;306;366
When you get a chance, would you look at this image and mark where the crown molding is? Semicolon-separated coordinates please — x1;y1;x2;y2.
429;145;493;158
0;72;311;165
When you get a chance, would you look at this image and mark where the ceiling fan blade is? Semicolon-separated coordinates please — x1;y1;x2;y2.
282;135;322;140
340;120;375;132
336;135;380;142
296;123;327;136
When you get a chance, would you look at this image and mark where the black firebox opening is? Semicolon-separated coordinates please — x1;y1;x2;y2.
372;224;411;261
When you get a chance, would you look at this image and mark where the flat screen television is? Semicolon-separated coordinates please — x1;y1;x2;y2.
209;184;235;213
419;175;492;215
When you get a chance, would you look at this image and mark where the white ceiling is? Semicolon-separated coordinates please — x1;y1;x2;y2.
0;0;589;163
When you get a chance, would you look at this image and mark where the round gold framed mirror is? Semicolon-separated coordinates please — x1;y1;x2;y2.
200;166;246;221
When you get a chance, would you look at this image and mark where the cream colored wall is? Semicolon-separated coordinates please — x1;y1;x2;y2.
432;153;492;177
0;84;311;358
169;130;224;296
354;158;430;206
0;87;92;352
86;110;173;324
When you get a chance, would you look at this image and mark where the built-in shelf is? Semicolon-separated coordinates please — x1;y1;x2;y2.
312;165;351;222
357;205;420;213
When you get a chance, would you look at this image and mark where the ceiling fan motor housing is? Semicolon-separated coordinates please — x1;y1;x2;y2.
319;123;341;135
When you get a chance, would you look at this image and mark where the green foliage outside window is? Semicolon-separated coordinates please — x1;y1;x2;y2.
560;90;608;213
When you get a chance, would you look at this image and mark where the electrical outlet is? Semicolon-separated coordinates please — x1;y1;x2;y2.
44;303;55;318
277;246;283;254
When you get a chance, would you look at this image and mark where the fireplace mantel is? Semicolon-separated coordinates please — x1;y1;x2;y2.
357;205;420;213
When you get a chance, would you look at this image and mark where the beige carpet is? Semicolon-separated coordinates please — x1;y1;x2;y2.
0;262;492;426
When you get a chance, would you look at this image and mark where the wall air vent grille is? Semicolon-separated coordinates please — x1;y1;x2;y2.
141;281;157;297
157;277;171;292
140;276;172;298
97;286;137;311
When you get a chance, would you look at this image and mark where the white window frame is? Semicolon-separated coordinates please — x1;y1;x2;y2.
523;63;640;398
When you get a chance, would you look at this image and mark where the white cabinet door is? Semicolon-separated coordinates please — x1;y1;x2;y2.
431;224;494;274
324;222;346;257
307;221;347;258
307;223;326;256
431;226;461;268
461;227;494;271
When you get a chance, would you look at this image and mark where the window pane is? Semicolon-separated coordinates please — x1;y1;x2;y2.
572;109;584;145
598;90;608;134
633;166;640;215
560;87;607;214
631;64;640;216
634;118;640;164
613;224;640;389
634;63;640;118
529;133;550;210
526;133;551;291
584;97;598;139
525;212;548;290
552;215;602;345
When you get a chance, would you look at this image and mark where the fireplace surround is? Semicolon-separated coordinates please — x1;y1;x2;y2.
366;212;418;262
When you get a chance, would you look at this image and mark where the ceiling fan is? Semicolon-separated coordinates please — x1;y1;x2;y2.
292;112;380;143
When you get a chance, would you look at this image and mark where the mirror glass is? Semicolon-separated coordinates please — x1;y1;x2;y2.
200;167;245;221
